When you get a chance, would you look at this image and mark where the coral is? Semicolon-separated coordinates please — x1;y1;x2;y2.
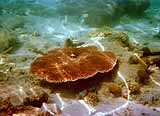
64;38;84;48
128;82;141;94
88;28;113;37
84;92;99;106
137;69;150;84
110;32;134;50
30;46;117;83
128;55;139;64
130;53;148;68
143;56;160;67
108;83;122;97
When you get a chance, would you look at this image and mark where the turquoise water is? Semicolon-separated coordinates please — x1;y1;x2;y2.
0;0;159;45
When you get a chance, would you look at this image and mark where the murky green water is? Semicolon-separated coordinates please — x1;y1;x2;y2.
0;0;159;55
0;0;159;44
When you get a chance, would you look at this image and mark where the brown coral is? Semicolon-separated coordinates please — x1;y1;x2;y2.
109;83;122;97
30;46;117;83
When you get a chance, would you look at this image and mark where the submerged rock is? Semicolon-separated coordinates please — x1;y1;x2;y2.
142;46;160;57
23;87;48;107
0;106;49;116
0;86;48;113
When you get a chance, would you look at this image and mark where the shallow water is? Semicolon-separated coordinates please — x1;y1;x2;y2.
0;0;160;116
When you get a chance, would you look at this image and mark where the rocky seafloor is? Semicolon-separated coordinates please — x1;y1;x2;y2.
0;0;160;116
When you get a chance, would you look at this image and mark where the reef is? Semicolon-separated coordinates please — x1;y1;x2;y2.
0;24;159;116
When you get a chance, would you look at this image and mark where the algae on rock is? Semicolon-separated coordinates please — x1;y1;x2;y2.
0;28;18;53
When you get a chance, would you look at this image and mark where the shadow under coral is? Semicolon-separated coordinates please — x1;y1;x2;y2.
39;63;119;98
